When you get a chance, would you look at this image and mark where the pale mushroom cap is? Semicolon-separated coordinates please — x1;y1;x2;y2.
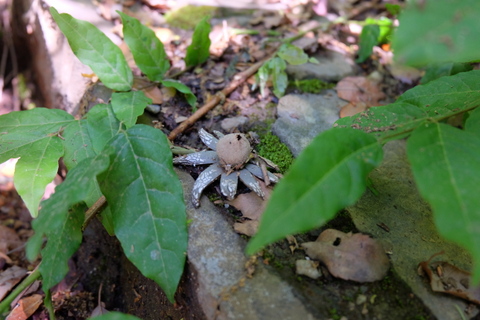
216;133;251;169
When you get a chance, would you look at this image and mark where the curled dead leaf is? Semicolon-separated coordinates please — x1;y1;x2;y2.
302;229;390;282
419;252;480;305
336;76;385;106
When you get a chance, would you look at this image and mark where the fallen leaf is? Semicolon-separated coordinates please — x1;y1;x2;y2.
6;293;43;320
0;266;27;300
0;225;22;254
233;220;258;237
389;64;422;85
302;229;390;282
339;101;369;118
419;252;480;304
336;76;386;106
90;283;108;317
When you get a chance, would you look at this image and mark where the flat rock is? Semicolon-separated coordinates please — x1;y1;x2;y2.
286;49;355;82
176;169;316;320
272;91;343;156
347;140;479;320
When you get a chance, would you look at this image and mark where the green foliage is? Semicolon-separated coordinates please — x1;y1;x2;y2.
0;9;200;308
50;8;132;91
392;0;480;66
247;128;383;254
91;312;142;320
185;16;212;68
256;132;294;173
421;62;473;84
407;123;480;282
385;3;401;15
99;125;187;302
164;5;216;30
249;1;480;284
161;80;197;108
110;91;152;128
290;79;334;94
356;24;380;63
256;43;312;98
119;11;170;82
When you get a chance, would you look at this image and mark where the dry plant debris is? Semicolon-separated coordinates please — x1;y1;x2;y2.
418;252;480;305
302;229;390;282
337;75;386;118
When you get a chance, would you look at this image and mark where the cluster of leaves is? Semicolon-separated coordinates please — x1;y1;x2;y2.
256;43;318;97
248;0;480;284
0;7;212;306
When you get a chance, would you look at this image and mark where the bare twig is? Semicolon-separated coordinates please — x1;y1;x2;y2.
168;56;272;141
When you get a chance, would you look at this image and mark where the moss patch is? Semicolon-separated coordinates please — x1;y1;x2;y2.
256;132;294;173
290;79;335;94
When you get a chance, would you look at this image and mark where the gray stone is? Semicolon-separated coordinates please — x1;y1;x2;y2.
286;49;355;82
272;91;344;156
347;140;479;320
220;116;249;132
176;169;317;320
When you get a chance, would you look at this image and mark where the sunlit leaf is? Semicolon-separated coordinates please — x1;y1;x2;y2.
185;16;211;67
119;12;170;82
277;44;308;65
50;7;132;91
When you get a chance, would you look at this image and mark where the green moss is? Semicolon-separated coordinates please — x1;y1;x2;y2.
165;5;217;29
257;132;294;174
290;79;335;94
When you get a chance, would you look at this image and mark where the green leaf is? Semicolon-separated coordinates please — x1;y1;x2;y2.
392;0;480;66
335;70;480;141
63;120;96;170
119;12;170;82
356;24;380;63
277;44;309;65
385;3;401;15
161;80;196;108
111;91;152;128
185;16;211;67
256;62;270;97
465;107;480;136
90;311;142;320
98;125;187;302
26;153;111;290
247;128;383;254
85;104;121;154
421;62;473;84
50;7;133;91
270;57;288;98
0;108;74;217
406;123;480;282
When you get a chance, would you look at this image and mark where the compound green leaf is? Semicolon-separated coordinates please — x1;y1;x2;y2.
356;24;380;63
85;103;121;153
185;17;211;67
392;0;480;66
0;108;74;217
98;125;187;302
407;123;480;282
50;7;133;91
90;311;141;320
335;70;480;141
277;44;308;65
26;152;111;290
111;91;152;128
247;128;383;254
119;12;170;82
161;80;196;108
63;120;95;170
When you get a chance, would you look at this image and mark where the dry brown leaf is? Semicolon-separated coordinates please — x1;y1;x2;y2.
302;229;390;282
336;76;386;106
0;266;27;300
0;225;22;254
339;101;369;118
233;220;258;237
6;293;43;320
419;252;480;304
295;259;321;279
389;64;422;84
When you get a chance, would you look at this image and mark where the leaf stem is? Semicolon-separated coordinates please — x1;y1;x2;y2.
0;264;41;314
44;289;55;320
82;195;107;231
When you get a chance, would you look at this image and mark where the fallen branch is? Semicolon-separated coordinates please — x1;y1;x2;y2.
168;57;271;141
